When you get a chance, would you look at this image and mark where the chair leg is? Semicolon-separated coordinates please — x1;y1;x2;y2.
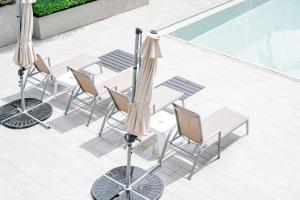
23;66;33;89
217;131;222;159
41;76;50;100
98;102;115;136
246;120;249;135
87;97;96;127
98;61;103;74
54;81;58;100
158;126;176;164
65;86;79;115
188;150;202;180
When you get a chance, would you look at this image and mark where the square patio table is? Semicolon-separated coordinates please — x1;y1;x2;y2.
150;111;177;155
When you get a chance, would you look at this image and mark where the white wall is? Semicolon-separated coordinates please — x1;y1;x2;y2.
33;0;149;40
0;4;17;47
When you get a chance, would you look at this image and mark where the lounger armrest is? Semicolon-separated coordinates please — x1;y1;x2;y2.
203;130;221;144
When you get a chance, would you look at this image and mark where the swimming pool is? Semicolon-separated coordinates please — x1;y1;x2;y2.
168;0;300;80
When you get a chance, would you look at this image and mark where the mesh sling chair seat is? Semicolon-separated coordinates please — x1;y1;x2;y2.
98;85;185;136
98;87;131;134
24;54;101;100
159;103;249;180
65;68;132;127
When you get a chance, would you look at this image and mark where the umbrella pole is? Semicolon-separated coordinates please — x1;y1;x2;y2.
125;30;161;189
16;0;21;43
131;27;143;100
16;0;26;112
125;28;143;191
18;67;26;111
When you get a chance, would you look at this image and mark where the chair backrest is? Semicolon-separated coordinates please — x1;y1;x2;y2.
34;54;50;75
106;87;130;113
69;68;98;97
173;103;203;144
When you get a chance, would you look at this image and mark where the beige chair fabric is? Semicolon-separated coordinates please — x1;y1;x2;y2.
34;54;51;74
201;108;249;143
174;104;203;144
159;103;249;180
13;0;37;67
126;34;162;136
96;69;133;99
70;69;98;96
106;88;130;113
99;84;185;136
65;68;132;127
69;68;132;99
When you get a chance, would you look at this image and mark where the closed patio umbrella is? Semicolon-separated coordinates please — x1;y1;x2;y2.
0;0;52;129
13;0;37;68
91;29;164;200
126;32;162;135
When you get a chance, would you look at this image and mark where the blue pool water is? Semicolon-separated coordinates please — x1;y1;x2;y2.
170;0;300;79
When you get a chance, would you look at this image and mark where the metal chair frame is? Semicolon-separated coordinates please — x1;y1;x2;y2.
24;56;52;100
65;68;106;126
24;55;102;101
65;68;131;127
98;87;185;136
158;104;221;180
98;87;131;135
159;103;249;180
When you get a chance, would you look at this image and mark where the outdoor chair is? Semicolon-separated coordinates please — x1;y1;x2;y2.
65;68;132;127
159;103;249;180
98;85;185;136
24;54;101;100
24;54;56;100
97;88;130;134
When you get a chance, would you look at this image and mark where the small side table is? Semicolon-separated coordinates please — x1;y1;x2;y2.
150;111;176;155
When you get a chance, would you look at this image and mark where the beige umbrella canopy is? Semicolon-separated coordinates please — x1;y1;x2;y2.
13;0;37;67
126;33;162;136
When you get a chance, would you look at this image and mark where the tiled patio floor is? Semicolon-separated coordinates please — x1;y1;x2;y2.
1;0;300;199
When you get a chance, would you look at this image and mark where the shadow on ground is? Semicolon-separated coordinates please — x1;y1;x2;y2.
153;131;247;186
0;85;109;133
80;127;125;157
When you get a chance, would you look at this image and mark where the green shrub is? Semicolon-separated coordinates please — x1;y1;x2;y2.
32;0;96;17
0;0;14;7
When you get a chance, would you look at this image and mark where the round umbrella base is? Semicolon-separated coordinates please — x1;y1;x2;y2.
0;98;52;129
91;166;164;200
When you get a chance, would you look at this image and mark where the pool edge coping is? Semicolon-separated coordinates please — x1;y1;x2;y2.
163;34;300;83
157;0;300;83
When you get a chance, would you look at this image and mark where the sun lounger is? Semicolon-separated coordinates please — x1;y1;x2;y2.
24;54;101;100
98;85;185;136
159;103;249;180
64;68;133;127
